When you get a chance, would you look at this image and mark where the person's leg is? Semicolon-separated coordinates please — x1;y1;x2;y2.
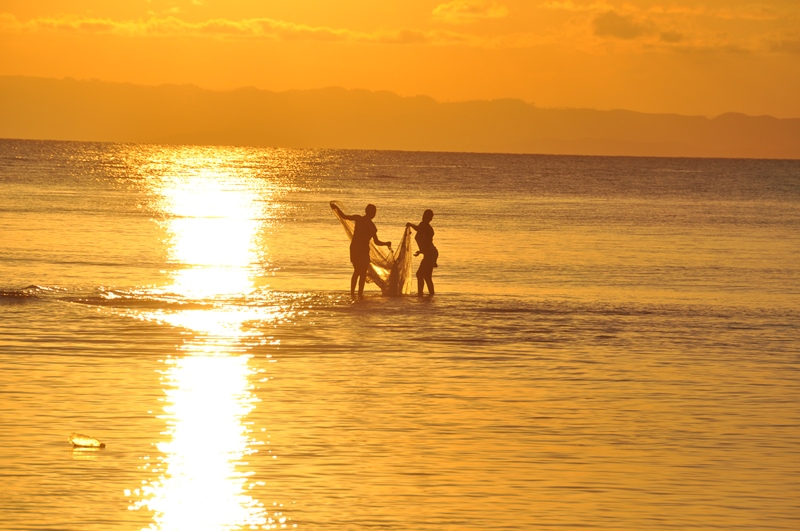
358;271;367;296
426;249;438;295
425;275;435;295
350;268;358;295
416;268;424;295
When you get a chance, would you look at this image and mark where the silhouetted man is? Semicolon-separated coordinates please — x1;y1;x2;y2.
408;209;437;296
332;203;392;296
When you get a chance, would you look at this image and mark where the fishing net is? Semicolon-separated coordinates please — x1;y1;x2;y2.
330;201;413;295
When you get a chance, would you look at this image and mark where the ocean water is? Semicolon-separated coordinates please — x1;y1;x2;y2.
1;139;799;531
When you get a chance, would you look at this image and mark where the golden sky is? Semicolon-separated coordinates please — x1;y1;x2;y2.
1;0;799;117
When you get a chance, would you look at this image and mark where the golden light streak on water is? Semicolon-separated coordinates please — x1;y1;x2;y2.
156;162;264;300
135;355;267;531
129;148;291;530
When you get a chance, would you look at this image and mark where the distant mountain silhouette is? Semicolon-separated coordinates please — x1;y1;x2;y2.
1;76;798;159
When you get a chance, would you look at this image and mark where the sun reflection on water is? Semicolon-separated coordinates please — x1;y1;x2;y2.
156;164;267;301
128;148;293;530
137;356;265;530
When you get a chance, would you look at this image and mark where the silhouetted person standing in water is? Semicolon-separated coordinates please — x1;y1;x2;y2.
332;203;392;297
408;209;437;296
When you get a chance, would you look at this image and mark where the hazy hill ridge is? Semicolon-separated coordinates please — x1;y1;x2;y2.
2;76;798;159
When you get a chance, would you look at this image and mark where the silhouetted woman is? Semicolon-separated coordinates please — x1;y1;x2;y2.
332;203;392;297
407;209;437;296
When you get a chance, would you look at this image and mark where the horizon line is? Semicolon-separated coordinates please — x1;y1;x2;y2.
2;136;798;163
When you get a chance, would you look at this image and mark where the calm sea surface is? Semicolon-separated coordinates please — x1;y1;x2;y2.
1;139;799;530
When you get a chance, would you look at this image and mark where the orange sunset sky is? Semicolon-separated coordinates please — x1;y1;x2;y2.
2;0;799;119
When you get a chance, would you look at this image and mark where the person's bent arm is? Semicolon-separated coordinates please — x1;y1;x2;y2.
406;222;419;231
373;235;392;249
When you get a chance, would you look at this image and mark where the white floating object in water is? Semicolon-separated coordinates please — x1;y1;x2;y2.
68;432;106;448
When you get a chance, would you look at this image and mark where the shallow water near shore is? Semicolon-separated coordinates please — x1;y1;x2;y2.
1;140;799;530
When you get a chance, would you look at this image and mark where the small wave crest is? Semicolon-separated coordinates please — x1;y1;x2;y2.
0;285;66;304
0;290;39;303
62;287;320;313
65;289;217;311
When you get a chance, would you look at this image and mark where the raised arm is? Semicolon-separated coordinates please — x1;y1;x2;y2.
331;202;358;221
406;222;419;231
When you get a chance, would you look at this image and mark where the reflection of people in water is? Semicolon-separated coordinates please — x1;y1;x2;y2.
331;203;392;297
407;209;438;296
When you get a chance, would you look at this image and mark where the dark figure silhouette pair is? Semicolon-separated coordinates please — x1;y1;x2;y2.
333;204;437;297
